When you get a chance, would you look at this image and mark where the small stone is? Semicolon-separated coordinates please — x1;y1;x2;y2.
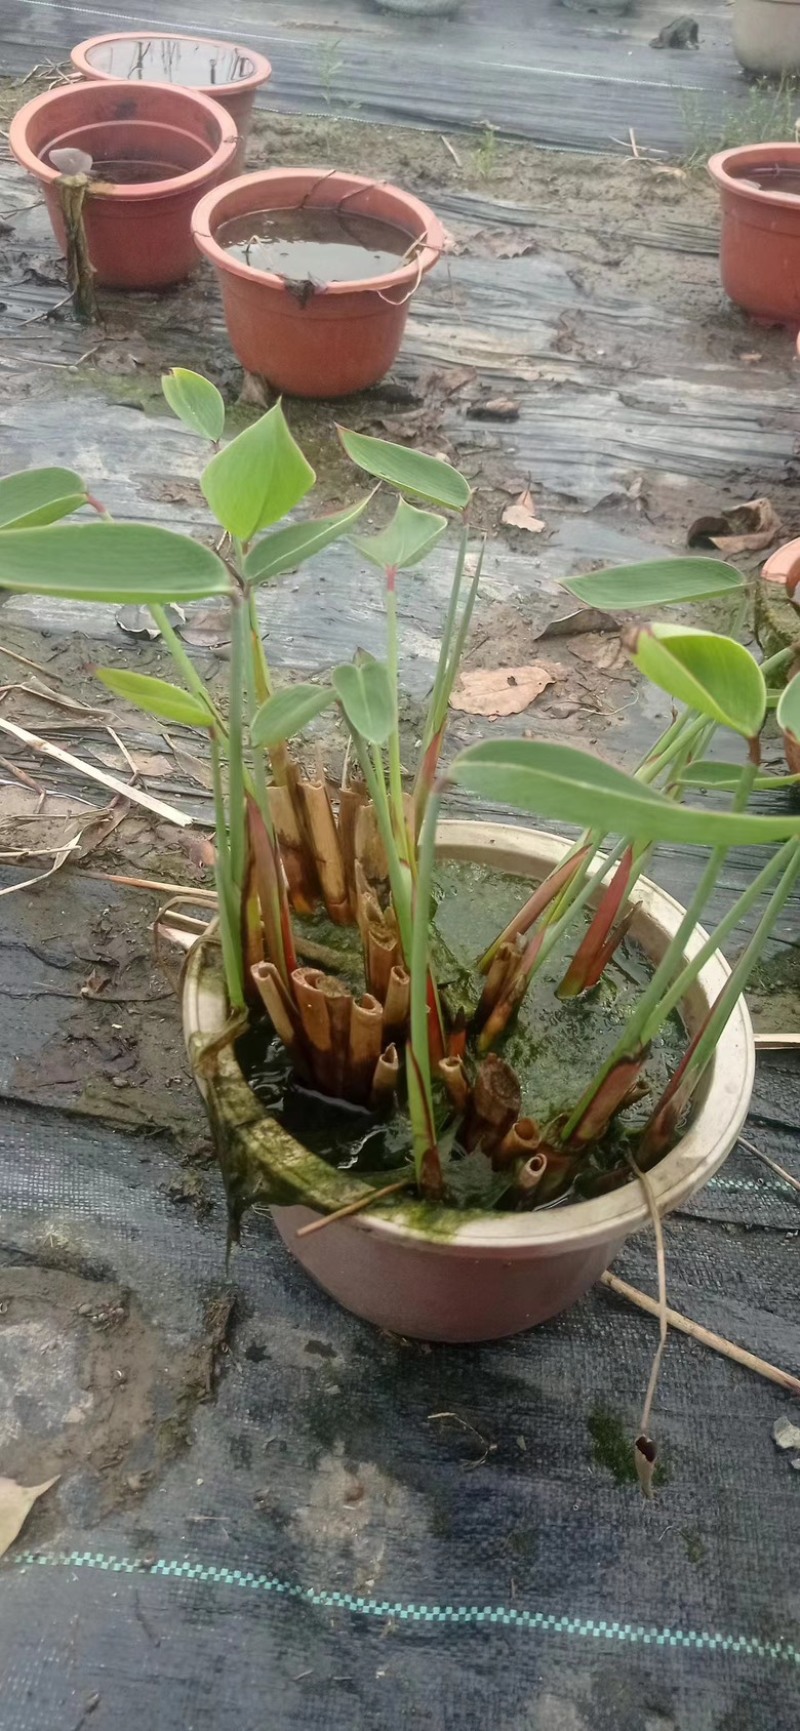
772;1416;800;1451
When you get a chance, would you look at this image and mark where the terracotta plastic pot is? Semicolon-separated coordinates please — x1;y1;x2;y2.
9;80;238;290
708;144;800;325
191;168;447;397
183;822;754;1344
71;32;271;174
733;0;800;74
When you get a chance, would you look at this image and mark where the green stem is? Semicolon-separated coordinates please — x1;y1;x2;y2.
385;568;410;863
210;731;244;1009
149;603;227;734
408;784;441;1172
560;756;759;1143
227;595;246;893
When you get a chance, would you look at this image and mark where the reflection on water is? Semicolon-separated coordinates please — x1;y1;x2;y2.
85;36;254;87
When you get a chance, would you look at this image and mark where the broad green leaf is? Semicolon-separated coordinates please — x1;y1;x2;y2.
95;668;214;728
333;656;395;745
777;672;800;756
0;523;230;603
244;495;373;587
250;682;334;748
562;557;745;611
355;497;448;569
0;466;87;531
628;624;766;739
162;368;225;443
448;739;800;846
676;760;800;792
337;426;471;511
201;403;315;541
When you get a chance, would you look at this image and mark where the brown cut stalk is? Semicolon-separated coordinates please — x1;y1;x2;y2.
292;967;349;1096
438;1055;470;1115
246;793;295;988
337;781;368;912
463;1054;521;1154
240;831;265;995
494;1116;541;1170
355;800;389;887
366;919;400;1000
513;1150;548;1204
383;964;410;1043
57;174;100;322
371;1043;400;1110
251;960;310;1079
473;939;520;1031
477;962;530;1052
298;775;350;924
346;992;384;1103
268;784;319;914
567;1050;649;1148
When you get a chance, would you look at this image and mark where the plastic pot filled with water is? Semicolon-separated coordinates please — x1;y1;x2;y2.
191;168;448;397
708;144;800;323
9;80;238;290
71;31;272;173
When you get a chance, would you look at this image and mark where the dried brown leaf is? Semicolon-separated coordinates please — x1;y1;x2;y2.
450;663;556;717
470;397;520;423
0;1475;59;1558
501;488;545;534
688;496;780;556
180;606;231;650
536;606;618;641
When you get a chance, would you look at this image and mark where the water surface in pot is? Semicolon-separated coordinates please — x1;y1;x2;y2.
215;206;415;282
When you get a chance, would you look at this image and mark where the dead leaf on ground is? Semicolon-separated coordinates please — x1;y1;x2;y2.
450;663;557;716
536;606;618;641
239;372;272;409
569;634;628;673
453;228;537;259
739;352;763;365
180;606;231;649
688;496;781;557
422;365;477;398
116;604;185;640
0;1475;59;1558
167;741;215;792
469;397;520;423
501;488;545;534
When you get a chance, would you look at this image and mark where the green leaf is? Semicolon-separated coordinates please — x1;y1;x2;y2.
355;497;448;569
0;466;87;531
162;368;225;443
250;683;334;748
777;671;800;752
337;426;471;511
96;668;213;728
333;656;395;745
628;624;766;739
448;739;800;846
676;760;800;792
562;557;745;611
244;495;374;587
0;523;230;603
201;403;315;541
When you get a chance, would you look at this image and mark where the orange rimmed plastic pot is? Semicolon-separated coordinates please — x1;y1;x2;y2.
708;144;800;324
191;168;448;397
71;32;272;173
9;80;238;289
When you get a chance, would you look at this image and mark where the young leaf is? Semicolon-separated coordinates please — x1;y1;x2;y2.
0;523;231;602
448;739;800;846
562;557;745;610
244;495;373;586
776;671;800;752
333;656;395;745
337;426;471;511
627;624;766;739
676;760;800;792
250;683;334;748
0;466;87;531
201;403;315;541
96;668;214;728
355;497;448;569
162;368;225;443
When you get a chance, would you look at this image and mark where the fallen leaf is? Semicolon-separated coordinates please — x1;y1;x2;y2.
168;743;215;791
180;606;231;649
501;488;545;533
536;606;618;641
450;663;556;716
569;634;628;672
0;1475;59;1558
688;496;780;556
649;164;687;181
470;397;520;423
739;352;763;365
116;604;185;640
454;228;537;259
239;371;272;408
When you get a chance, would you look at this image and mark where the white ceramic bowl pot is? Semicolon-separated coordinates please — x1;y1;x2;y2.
183;822;754;1344
733;0;800;74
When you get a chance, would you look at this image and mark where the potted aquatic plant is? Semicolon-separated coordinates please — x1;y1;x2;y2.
1;370;799;1383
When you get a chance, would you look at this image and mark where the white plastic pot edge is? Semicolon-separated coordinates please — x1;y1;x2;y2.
183;820;754;1259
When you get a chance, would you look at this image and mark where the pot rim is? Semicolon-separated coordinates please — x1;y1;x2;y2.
191;167;448;299
184;821;754;1257
708;142;800;211
9;79;239;200
70;31;273;98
